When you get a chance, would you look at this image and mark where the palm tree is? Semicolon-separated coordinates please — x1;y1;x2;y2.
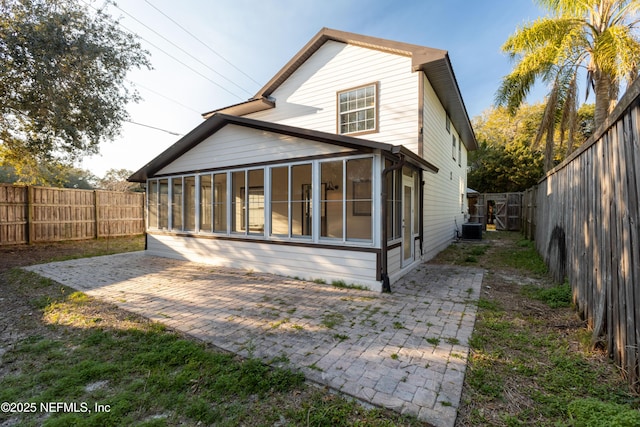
496;0;640;170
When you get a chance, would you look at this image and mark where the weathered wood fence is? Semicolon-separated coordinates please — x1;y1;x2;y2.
468;192;523;231
523;77;640;390
0;185;145;245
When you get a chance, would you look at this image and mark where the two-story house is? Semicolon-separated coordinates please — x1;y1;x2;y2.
129;28;477;292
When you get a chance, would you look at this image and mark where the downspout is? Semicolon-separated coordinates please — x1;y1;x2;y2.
419;169;424;256
381;154;405;293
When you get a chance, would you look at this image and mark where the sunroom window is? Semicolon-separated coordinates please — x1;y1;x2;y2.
338;83;377;135
320;157;373;241
147;156;373;244
270;164;312;238
213;173;227;232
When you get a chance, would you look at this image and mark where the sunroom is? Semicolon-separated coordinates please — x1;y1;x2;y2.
130;114;437;291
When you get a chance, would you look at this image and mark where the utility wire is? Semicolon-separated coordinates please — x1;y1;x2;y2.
124;120;183;136
144;0;262;88
117;22;246;101
110;1;254;98
131;80;202;114
81;0;246;101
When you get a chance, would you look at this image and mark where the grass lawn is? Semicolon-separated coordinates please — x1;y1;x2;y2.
0;236;424;427
439;232;640;426
2;233;639;426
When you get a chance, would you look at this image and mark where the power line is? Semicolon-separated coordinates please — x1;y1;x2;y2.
131;80;202;114
110;1;254;98
124;120;183;136
80;0;246;101
118;22;246;101
144;0;262;88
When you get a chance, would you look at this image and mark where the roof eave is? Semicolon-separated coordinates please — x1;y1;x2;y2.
201;97;275;119
128;114;430;182
416;55;477;151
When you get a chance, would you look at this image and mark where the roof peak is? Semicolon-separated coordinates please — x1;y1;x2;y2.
254;27;448;99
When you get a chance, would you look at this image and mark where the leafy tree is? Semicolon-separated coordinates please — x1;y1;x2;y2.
469;105;545;193
496;0;640;170
98;168;140;192
59;166;98;189
469;103;595;193
0;160;97;188
0;0;150;183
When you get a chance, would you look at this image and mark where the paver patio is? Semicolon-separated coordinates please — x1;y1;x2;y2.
25;252;483;427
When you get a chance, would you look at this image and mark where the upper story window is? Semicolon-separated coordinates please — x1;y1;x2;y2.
452;135;457;161
337;83;377;135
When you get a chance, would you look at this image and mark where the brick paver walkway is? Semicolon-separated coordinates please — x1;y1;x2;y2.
25;252;483;427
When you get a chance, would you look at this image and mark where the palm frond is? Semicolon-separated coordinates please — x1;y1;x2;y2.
609;0;640;27
535;0;590;16
595;24;640;82
503;17;580;56
560;72;579;156
534;78;560;149
495;70;537;115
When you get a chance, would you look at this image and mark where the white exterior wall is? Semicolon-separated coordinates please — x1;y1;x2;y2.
147;234;382;291
157;124;354;175
421;74;468;261
247;41;421;154
145;40;472;291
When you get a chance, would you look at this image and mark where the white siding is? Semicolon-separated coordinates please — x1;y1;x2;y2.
147;234;382;291
421;74;468;260
247;41;420;154
158;124;354;175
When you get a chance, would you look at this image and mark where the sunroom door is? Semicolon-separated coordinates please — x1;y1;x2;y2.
402;175;414;266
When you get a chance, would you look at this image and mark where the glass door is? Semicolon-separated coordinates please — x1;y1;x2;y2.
402;176;414;266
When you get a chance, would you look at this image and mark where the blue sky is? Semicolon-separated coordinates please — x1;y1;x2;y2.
81;0;548;177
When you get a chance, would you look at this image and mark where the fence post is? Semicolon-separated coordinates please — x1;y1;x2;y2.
26;186;33;244
94;190;99;239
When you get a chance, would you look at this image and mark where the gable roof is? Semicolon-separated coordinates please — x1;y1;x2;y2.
128;113;438;182
205;27;477;150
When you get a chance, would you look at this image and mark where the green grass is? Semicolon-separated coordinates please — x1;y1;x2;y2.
495;238;548;275
450;232;640;426
0;319;305;426
0;238;424;427
321;312;345;329
331;280;368;291
522;281;573;308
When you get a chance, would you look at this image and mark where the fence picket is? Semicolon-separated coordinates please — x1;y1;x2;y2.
0;185;145;245
522;77;640;390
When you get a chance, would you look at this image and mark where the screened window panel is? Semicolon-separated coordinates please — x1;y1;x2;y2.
321;161;343;238
200;175;212;232
292;164;312;237
346;158;372;241
231;171;245;233
214;173;227;232
270;166;289;236
158;179;168;229
148;180;158;229
247;169;264;233
184;176;196;231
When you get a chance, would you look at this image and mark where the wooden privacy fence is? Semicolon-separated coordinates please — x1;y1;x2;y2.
524;77;640;390
0;185;145;245
468;192;523;231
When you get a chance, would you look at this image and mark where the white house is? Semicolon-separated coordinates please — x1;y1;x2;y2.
129;28;477;292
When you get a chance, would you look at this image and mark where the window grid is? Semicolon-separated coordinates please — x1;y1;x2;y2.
338;84;377;135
